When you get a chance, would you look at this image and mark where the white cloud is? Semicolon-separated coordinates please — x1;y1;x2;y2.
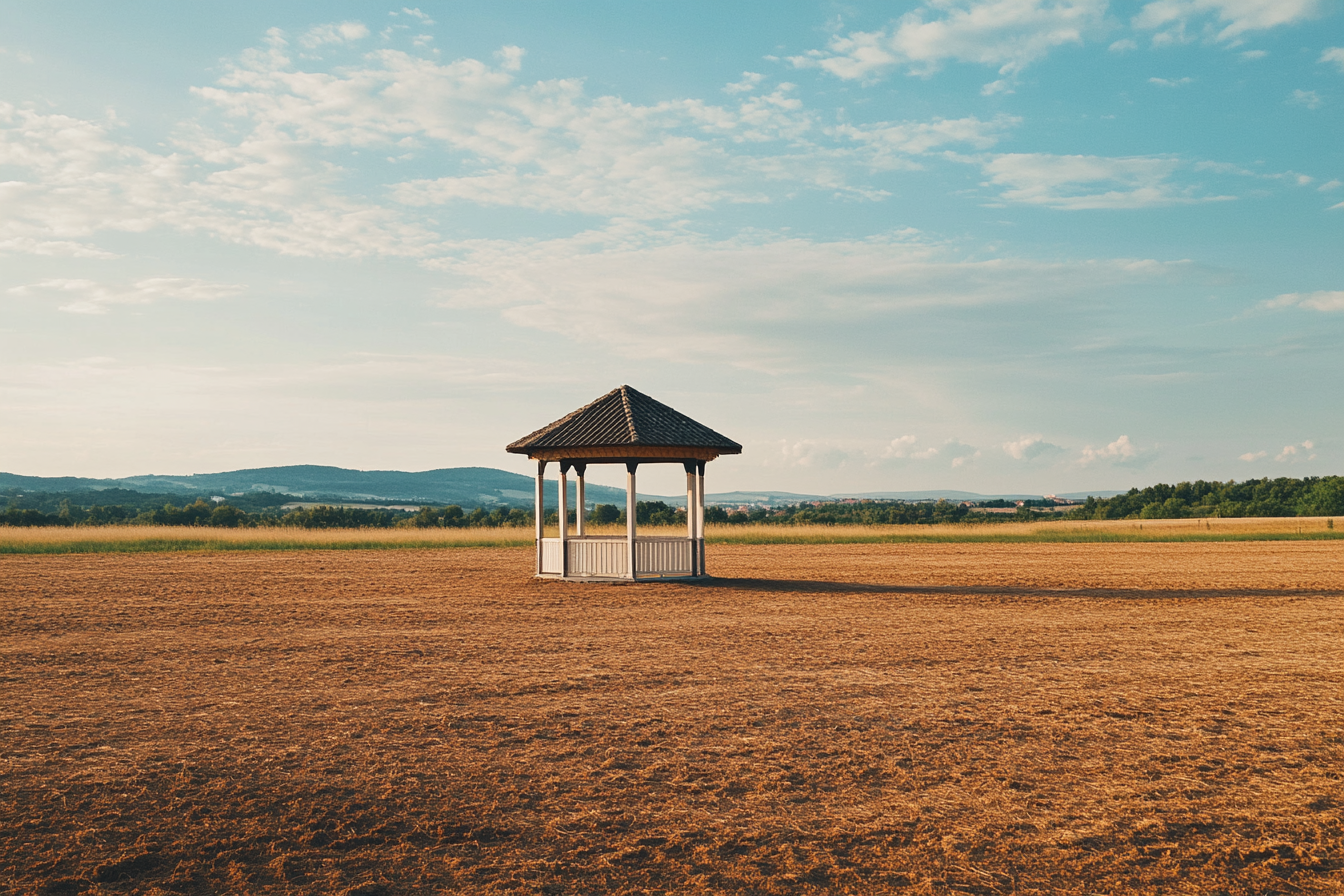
1276;440;1316;462
299;22;370;49
943;441;980;468
771;434;978;471
1240;49;1267;60
494;45;524;71
1265;290;1344;312
1239;450;1267;461
1319;179;1343;191
980;153;1234;209
883;435;941;460
1322;47;1344;71
194;42;851;220
0;96;445;259
1109;38;1138;52
398;8;435;25
0;37;1026;261
1288;89;1322;109
791;0;1107;89
834;114;1019;169
1078;434;1152;467
723;72;765;94
1003;435;1066;461
1149;76;1193;87
8;277;242;315
884;435;919;458
773;439;855;470
1134;0;1322;46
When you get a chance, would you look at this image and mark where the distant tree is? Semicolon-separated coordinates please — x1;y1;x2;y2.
208;504;248;528
590;504;620;525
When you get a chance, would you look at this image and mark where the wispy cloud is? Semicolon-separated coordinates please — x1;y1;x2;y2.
979;153;1234;209
299;21;370;49
8;277;242;314
427;228;1192;368
1134;0;1323;47
1238;450;1266;461
1322;47;1344;71
1287;89;1322;109
1264;290;1344;312
723;72;765;94
1149;76;1193;87
790;0;1106;91
396;8;435;25
835;114;1019;169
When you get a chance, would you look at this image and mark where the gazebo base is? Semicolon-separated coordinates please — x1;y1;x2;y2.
538;535;704;579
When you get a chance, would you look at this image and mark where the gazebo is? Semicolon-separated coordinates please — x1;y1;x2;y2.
506;385;741;581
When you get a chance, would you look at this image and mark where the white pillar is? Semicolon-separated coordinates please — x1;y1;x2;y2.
575;463;587;537
697;461;707;577
685;461;698;576
626;462;638;580
534;460;546;575
558;462;569;578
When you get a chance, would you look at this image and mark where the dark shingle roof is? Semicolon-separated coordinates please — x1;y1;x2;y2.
507;386;742;454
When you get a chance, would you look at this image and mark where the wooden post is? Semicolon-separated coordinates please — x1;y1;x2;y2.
575;462;587;537
684;460;698;576
558;461;570;578
535;459;546;575
626;461;638;580
696;461;706;577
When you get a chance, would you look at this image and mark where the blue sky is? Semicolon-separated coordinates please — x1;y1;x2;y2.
1;0;1341;497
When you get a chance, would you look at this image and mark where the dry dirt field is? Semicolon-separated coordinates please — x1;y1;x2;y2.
2;542;1342;895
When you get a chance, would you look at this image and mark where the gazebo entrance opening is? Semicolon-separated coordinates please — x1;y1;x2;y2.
507;386;741;581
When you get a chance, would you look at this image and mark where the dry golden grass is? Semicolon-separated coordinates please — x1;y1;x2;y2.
0;524;535;553
2;516;1340;554
708;515;1343;544
2;542;1342;895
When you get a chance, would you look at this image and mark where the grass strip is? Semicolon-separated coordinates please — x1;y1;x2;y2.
0;531;533;554
708;530;1344;545
1;518;1340;554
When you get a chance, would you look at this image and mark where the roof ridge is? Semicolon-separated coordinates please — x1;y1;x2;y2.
620;385;639;443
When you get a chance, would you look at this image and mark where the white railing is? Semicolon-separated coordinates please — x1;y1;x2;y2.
569;537;628;577
540;538;563;574
539;535;695;578
634;536;694;577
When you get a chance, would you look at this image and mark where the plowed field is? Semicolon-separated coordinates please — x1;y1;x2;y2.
2;543;1342;895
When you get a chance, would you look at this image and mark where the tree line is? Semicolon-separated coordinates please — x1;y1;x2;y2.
1061;476;1344;520
4;476;1343;529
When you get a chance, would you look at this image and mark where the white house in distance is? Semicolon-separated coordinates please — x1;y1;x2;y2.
506;385;742;581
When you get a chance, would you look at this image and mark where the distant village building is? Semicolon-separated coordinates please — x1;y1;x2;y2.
507;386;741;581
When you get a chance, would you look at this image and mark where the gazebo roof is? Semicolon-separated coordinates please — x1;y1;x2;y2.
507;385;742;461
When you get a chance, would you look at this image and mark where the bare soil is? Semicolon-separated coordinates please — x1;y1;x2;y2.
2;542;1342;895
